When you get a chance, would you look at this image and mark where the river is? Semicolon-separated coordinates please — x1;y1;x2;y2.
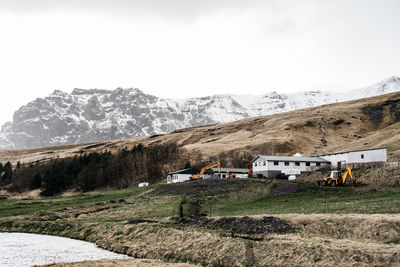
0;232;130;267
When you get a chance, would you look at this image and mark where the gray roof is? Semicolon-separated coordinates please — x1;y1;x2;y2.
210;167;249;173
167;168;199;175
252;155;329;163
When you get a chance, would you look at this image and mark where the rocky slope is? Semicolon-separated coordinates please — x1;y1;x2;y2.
1;76;400;149
1;90;399;165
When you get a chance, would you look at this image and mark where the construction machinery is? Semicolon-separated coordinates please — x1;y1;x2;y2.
191;160;221;180
317;166;356;186
226;171;236;179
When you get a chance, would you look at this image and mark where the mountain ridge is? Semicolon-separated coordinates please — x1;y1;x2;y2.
1;90;399;165
1;76;400;149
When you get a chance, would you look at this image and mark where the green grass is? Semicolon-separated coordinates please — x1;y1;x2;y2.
0;179;398;267
0;180;399;227
0;187;147;216
213;189;400;215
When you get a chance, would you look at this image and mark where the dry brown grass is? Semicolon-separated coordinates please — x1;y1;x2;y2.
0;188;41;199
37;258;198;267
276;213;400;243
3;212;400;267
76;214;400;266
1;92;400;166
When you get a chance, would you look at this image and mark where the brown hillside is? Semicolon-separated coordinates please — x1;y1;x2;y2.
1;91;400;165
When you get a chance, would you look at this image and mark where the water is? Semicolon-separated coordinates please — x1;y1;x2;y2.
0;232;130;267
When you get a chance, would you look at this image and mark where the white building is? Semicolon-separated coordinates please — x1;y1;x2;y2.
166;168;199;183
209;168;249;178
317;148;387;168
252;155;330;178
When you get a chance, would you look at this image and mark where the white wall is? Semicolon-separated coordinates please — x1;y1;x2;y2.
230;173;248;178
267;161;309;172
252;156;330;177
253;157;268;172
319;149;386;167
348;149;387;164
267;161;327;172
319;153;349;168
167;174;192;183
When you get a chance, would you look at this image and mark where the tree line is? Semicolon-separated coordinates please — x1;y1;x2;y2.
1;143;255;196
3;143;184;196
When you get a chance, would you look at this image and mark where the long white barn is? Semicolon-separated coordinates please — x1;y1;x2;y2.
252;155;330;178
317;148;387;168
252;148;387;178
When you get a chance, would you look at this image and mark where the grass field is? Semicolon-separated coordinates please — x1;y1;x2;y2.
1;179;400;266
1;179;399;219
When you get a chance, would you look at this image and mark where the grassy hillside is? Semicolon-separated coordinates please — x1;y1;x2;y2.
1;179;400;266
1;91;400;166
1;92;399;266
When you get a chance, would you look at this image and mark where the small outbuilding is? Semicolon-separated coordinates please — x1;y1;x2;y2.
167;168;199;183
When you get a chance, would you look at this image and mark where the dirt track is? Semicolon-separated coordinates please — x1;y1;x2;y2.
38;258;198;267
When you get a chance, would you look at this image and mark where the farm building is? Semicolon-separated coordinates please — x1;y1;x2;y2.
166;168;199;183
209;168;249;178
252;155;330;178
317;148;387;168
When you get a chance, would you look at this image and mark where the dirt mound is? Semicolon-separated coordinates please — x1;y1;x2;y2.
269;182;307;197
152;178;248;196
181;216;294;236
297;166;400;188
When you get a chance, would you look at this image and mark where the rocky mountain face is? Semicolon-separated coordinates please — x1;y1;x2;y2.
1;76;400;149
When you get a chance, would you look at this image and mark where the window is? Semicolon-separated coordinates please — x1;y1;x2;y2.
284;162;289;166
361;154;364;159
263;161;266;166
316;162;321;166
306;162;310;166
254;163;257;166
274;161;279;166
295;162;300;166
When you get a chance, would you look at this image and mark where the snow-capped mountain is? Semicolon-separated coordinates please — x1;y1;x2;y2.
1;76;400;149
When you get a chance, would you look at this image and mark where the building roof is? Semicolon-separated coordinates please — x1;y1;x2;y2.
316;147;386;157
210;167;249;173
252;155;330;163
167;168;199;175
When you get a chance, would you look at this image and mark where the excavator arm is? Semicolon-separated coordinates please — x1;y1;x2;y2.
342;166;356;185
192;160;221;180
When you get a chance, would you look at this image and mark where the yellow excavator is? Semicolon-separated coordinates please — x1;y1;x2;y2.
226;171;236;179
318;166;356;186
191;160;221;180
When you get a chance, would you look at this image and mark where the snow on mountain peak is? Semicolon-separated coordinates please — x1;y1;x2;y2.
1;77;399;149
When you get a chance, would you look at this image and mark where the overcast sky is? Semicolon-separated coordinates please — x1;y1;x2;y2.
1;0;400;125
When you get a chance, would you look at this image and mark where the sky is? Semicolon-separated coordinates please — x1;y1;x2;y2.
0;0;400;126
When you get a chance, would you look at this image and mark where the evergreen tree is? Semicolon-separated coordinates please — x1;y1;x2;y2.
184;160;192;169
30;173;42;189
2;162;13;184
